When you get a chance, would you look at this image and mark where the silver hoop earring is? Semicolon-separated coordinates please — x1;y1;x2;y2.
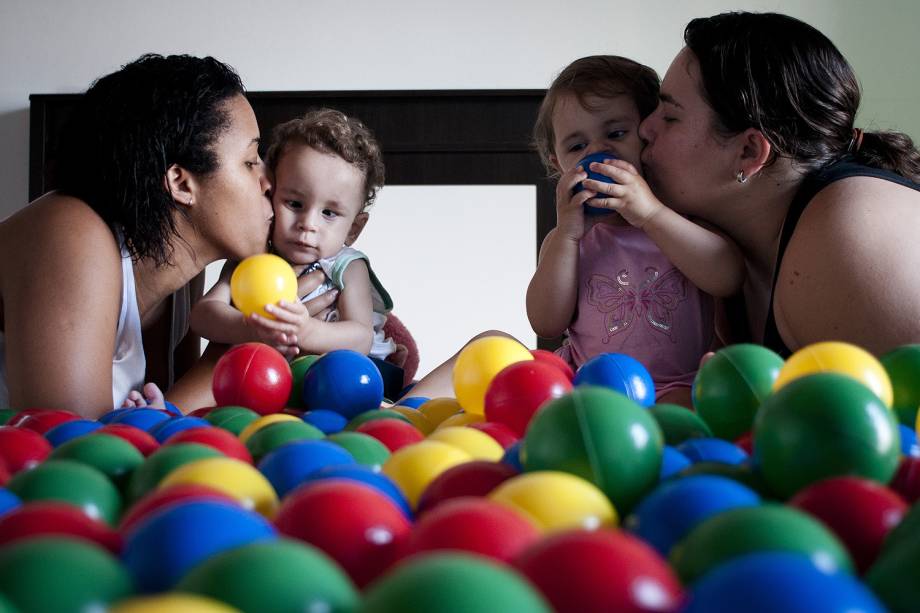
187;196;193;205
736;170;748;184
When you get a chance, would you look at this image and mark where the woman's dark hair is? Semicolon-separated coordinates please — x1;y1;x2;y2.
533;55;660;176
685;11;920;182
55;53;245;266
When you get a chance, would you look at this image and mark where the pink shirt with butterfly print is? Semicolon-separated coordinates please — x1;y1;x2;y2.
556;222;714;397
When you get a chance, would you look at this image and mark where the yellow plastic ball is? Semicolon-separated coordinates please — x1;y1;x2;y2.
436;412;484;430
452;336;533;415
418;397;464;427
382;440;471;508
774;341;893;407
238;413;300;444
230;254;298;319
111;594;240;613
489;471;617;534
159;457;279;518
389;405;435;434
428;426;504;461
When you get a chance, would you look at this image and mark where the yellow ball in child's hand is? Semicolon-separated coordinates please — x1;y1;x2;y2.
230;254;298;319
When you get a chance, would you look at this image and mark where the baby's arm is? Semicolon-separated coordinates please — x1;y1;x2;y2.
526;165;597;338
584;159;745;297
266;259;375;356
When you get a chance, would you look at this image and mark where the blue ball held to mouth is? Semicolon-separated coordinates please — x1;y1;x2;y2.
572;151;618;216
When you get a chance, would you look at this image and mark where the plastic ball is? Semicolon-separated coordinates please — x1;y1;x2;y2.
418;397;464;426
573;353;656;407
396;396;430;409
523;386;662;512
382;440;472;509
45;419;104;447
669;504;853;583
408;497;540;563
326;431;390;470
437;411;484;429
684;552;886;613
467;421;519;449
118;483;238;534
659;446;692;479
676;461;773;498
416;460;519;514
648;403;713;446
15;409;80;434
899;424;919;457
212;343;293;415
880;344;920;425
0;537;133;612
452;336;534;415
428;426;504;461
692;344;784;440
789;476;907;573
256;439;355;499
489;471;616;533
867;499;920;610
362;552;551;613
111;594;240;613
0;488;20;516
126;442;223;502
891;456;920;502
0;425;52;473
677;438;749;466
774;341;893;407
387;405;435;434
160;457;279;518
244;420;324;463
515;529;684;613
99;423;160;456
163;426;253;464
288;354;321;409
6;459;122;525
624;475;761;556
122;500;276;592
302;409;348;434
530;348;576;381
149;416;211;443
302;350;384;418
483;360;573;437
572;151;619;215
49;432;144;490
754;373;901;498
177;540;359;612
502;440;524;472
204;405;260;436
356;418;424;452
238;413;300;443
302;464;412;518
229;253;298;319
275;480;411;587
109;407;171;432
346;408;411;430
0;501;121;553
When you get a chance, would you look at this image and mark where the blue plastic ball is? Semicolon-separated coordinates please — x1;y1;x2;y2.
574;353;656;406
572;151;618;216
678;438;749;465
302;350;384;419
163;401;183;417
149;416;212;444
683;552;886;613
257;440;355;498
45;419;104;447
502;440;524;472
395;396;430;409
121;500;276;592
109;408;171;432
625;474;761;556
300;464;412;518
660;445;692;480
302;410;348;435
899;424;919;457
97;408;130;424
0;488;21;516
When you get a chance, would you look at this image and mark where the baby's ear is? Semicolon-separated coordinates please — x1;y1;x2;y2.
345;212;369;245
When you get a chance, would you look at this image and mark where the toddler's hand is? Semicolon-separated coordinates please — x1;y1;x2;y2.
555;164;596;241
122;382;167;410
246;306;302;358
582;159;665;229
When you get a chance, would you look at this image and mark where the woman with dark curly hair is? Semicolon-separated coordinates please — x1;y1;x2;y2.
0;54;334;416
623;12;920;356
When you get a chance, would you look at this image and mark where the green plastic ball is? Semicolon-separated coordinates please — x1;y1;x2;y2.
244;420;324;463
649;403;713;445
289;355;321;409
127;442;223;502
362;552;551;613
327;431;390;470
867;501;920;613
880;344;920;426
522;386;663;513
178;539;359;613
692;344;784;440
6;459;122;525
754;373;901;498
49;433;144;491
0;409;16;425
670;504;853;583
205;406;260;436
345;409;411;431
0;537;132;612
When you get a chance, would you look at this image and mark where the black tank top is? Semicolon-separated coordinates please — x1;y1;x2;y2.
762;156;920;356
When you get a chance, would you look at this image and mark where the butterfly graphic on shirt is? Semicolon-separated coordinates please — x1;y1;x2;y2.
585;266;688;343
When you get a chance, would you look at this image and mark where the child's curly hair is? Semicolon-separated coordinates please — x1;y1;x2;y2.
265;108;385;209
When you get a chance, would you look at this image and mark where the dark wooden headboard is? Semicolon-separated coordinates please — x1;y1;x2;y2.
29;90;559;349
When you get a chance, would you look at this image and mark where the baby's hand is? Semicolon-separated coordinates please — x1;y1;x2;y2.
555;164;596;241
246;305;302;358
263;300;317;356
582;159;665;229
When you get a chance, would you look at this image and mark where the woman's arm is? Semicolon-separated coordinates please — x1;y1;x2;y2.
774;178;920;355
1;196;122;417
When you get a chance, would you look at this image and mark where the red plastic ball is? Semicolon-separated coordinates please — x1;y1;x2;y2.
416;460;518;515
891;456;920;503
0;461;9;487
119;484;239;534
212;343;293;415
355;419;424;452
274;480;411;587
98;424;160;456
531;349;576;381
468;422;519;449
734;431;754;455
163;427;253;464
0;426;52;474
484;361;573;437
515;529;684;613
0;502;122;553
5;409;47;427
408;497;539;563
16;410;80;435
789;476;908;573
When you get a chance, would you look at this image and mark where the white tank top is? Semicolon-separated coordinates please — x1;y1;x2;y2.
0;236;146;410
